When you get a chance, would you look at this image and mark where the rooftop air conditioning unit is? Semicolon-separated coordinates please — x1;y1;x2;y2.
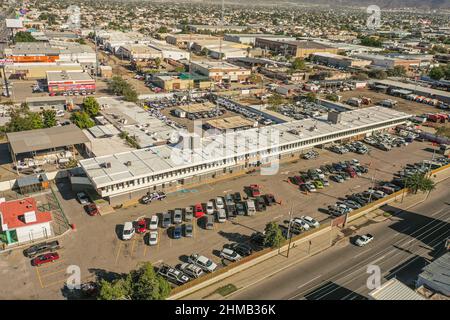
125;161;132;166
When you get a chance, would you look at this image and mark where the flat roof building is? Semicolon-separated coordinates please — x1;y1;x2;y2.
191;61;251;83
254;39;340;58
416;252;450;297
205;116;256;132
165;34;220;49
311;52;372;69
46;71;96;96
369;279;426;300
224;34;296;45
79;106;410;205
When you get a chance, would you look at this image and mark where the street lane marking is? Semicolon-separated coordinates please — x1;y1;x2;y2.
114;242;123;265
297;275;322;289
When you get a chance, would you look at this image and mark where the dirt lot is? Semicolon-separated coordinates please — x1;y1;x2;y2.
337;88;439;116
0;139;438;299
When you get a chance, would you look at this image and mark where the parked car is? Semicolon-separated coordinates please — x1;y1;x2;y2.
184;224;193;237
136;218;147;234
23;241;60;258
355;234;374;247
301;216;319;228
204;215;214;230
84;203;99;216
173;209;183;224
235;202;246;215
249;184;261;197
149;215;159;230
250;232;266;248
246;200;256;216
184;206;194;221
217;209;227;222
206;201;215;215
264;194;276;206
122;222;135;240
215;197;225;209
255;196;266;211
76;192;90;205
194;203;205;218
157;264;189;285
161;213;171;228
148;231;158;246
292;218;310;231
178;263;204;279
233;192;242;202
188;254;218;273
32;252;60;266
171;225;182;239
231;243;253;257
220;248;242;262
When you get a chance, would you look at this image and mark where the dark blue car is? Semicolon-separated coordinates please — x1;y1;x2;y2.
172;225;182;239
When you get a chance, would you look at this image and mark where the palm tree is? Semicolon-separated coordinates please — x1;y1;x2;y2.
405;173;435;194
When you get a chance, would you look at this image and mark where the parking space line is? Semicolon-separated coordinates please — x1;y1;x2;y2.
39;268;67;278
143;240;148;257
35;267;44;289
35;260;65;269
114;242;123;265
130;237;137;256
42;278;67;289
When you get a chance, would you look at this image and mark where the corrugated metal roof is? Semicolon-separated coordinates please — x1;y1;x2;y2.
369;279;426;300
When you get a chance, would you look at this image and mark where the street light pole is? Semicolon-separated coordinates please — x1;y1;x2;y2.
286;203;294;258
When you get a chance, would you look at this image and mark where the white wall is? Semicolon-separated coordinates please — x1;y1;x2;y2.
15;222;52;243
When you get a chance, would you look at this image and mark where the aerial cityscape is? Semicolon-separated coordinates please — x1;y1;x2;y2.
0;0;449;303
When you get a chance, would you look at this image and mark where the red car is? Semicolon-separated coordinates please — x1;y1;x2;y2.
136;219;147;233
32;252;60;266
84;203;99;216
291;176;304;185
194;203;205;218
249;184;261;197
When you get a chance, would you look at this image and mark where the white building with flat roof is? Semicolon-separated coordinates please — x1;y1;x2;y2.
79;106;411;205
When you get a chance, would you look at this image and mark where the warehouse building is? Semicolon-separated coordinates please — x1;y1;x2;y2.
5;62;83;79
116;44;162;61
191;61;251;83
79;106;410;205
224;34;296;45
416;252;450;297
46;70;96;96
311;52;372;69
205;116;256;133
254;39;339;58
165;34;220;49
352;53;421;70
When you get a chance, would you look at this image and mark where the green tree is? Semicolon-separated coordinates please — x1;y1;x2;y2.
360;36;383;48
42;110;57;128
97;262;170;300
368;69;388;80
70;111;95;129
263;222;284;248
267;93;283;107
14;31;37;42
387;66;406;77
326;93;339;102
291;57;306;70
306;92;317;103
123;87;138;102
82;97;100;117
97;278;130;300
157;26;168;34
154;57;161;69
405;173;435;194
435;126;450;139
174;66;185;73
429;67;445;80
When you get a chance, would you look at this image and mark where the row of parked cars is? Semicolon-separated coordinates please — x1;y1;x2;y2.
329;141;369;155
302;150;319;160
290;159;369;192
77;192;99;216
216;98;274;126
23;240;61;267
363;133;409;152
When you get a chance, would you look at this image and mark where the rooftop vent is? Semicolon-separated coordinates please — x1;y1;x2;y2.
125;161;132;166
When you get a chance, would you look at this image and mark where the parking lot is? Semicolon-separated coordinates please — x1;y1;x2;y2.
0;138;439;299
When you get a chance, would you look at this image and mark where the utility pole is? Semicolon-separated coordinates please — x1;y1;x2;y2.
285;203;294;258
93;24;99;79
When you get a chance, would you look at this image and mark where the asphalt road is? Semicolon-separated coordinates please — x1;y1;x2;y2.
230;179;450;300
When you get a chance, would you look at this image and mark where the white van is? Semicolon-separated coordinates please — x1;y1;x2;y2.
246;200;256;216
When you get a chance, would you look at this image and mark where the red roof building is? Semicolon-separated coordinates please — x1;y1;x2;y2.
0;197;53;245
